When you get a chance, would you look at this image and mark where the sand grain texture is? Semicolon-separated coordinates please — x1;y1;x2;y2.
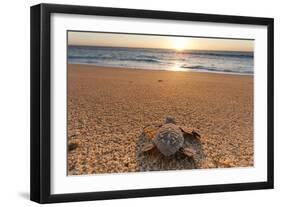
67;64;253;175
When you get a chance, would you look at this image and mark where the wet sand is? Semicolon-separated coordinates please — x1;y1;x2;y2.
67;64;253;175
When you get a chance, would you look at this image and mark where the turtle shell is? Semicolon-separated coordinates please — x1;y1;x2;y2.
153;123;184;156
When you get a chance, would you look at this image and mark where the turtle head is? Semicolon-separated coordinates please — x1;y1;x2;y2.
165;116;176;124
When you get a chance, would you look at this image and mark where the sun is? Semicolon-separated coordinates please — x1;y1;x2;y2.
170;39;189;51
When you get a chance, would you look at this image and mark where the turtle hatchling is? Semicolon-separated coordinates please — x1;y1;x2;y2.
141;116;201;159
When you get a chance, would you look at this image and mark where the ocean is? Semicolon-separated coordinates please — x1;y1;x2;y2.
68;46;254;75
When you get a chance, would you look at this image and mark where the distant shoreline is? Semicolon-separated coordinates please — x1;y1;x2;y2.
68;45;254;75
68;63;254;76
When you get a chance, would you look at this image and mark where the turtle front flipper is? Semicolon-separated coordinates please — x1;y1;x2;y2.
179;126;201;139
143;124;161;141
141;124;160;153
179;147;196;159
141;142;156;152
191;130;201;139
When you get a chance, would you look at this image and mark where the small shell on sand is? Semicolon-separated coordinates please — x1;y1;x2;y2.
68;139;81;151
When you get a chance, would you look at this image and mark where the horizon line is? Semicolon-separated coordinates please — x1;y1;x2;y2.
67;44;254;53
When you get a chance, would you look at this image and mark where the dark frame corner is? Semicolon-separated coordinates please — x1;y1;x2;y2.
30;3;274;204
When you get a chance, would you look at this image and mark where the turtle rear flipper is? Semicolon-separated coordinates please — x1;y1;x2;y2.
180;147;196;159
141;142;156;152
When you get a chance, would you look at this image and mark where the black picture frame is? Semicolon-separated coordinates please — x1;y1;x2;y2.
30;3;274;204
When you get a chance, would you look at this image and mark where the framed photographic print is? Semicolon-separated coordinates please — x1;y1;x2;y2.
30;3;274;203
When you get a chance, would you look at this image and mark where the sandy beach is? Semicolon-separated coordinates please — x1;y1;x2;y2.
67;64;253;175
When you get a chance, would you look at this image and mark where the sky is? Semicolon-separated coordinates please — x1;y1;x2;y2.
68;31;254;52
